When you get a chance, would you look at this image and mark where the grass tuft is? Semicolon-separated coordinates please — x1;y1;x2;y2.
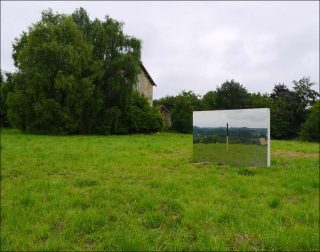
269;198;281;209
74;178;98;188
142;211;165;229
238;168;256;176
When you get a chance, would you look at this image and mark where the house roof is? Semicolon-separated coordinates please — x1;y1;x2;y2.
140;62;157;87
159;104;170;113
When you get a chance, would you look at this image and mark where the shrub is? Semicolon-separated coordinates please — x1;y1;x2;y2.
0;73;15;127
126;92;163;134
300;101;320;142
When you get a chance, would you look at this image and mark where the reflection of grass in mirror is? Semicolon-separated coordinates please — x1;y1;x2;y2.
193;143;267;166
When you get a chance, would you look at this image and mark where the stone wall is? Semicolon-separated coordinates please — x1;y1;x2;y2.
135;70;153;105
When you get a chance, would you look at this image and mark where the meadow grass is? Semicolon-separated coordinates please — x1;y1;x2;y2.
1;128;319;251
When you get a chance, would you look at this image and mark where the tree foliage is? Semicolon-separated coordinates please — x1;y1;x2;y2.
202;91;216;110
127;93;163;133
155;78;317;141
153;95;176;112
248;92;270;108
9;10;100;134
293;77;319;109
300;101;320;142
215;80;250;109
0;70;3;84
171;91;202;133
269;80;318;140
6;8;160;134
1;72;15;127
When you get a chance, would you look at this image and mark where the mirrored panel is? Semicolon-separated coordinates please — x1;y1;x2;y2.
193;108;270;166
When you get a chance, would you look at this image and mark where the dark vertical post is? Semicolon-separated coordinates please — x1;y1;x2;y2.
226;123;229;152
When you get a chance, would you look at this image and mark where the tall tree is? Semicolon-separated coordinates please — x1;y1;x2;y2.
8;10;101;134
0;70;3;84
292;77;319;109
270;83;304;139
270;84;291;99
270;78;319;140
171;91;202;133
248;92;270;108
71;8;142;133
202;90;217;110
7;8;147;135
300;100;320;142
215;80;250;109
0;72;15;127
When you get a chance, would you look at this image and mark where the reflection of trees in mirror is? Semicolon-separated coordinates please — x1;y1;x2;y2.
193;126;267;145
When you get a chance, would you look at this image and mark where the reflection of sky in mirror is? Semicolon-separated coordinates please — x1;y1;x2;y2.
193;108;269;128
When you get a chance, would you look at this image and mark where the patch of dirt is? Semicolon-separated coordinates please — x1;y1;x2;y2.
85;239;96;248
273;150;318;158
51;221;65;232
286;195;298;203
2;170;23;179
232;234;262;249
218;173;225;179
166;168;177;173
39;236;49;244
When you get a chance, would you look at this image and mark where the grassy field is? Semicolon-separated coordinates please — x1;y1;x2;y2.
1;128;319;251
193;143;267;166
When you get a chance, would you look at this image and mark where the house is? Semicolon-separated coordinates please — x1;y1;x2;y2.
135;63;172;127
159;105;171;127
135;63;156;105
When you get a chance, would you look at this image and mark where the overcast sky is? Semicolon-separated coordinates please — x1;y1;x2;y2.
193;108;269;128
1;1;319;99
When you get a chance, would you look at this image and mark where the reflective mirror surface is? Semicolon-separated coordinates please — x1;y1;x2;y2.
193;108;270;166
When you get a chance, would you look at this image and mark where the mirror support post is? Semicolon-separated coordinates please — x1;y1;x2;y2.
226;123;229;152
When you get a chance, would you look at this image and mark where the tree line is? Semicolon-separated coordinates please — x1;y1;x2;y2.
153;78;319;142
0;8;318;142
0;8;163;134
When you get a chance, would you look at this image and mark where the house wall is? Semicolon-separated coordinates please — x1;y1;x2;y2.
135;70;153;105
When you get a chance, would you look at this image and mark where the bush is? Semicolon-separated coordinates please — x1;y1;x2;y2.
0;73;15;127
127;93;163;134
300;101;320;142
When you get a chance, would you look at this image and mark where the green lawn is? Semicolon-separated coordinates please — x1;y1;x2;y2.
1;128;319;251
